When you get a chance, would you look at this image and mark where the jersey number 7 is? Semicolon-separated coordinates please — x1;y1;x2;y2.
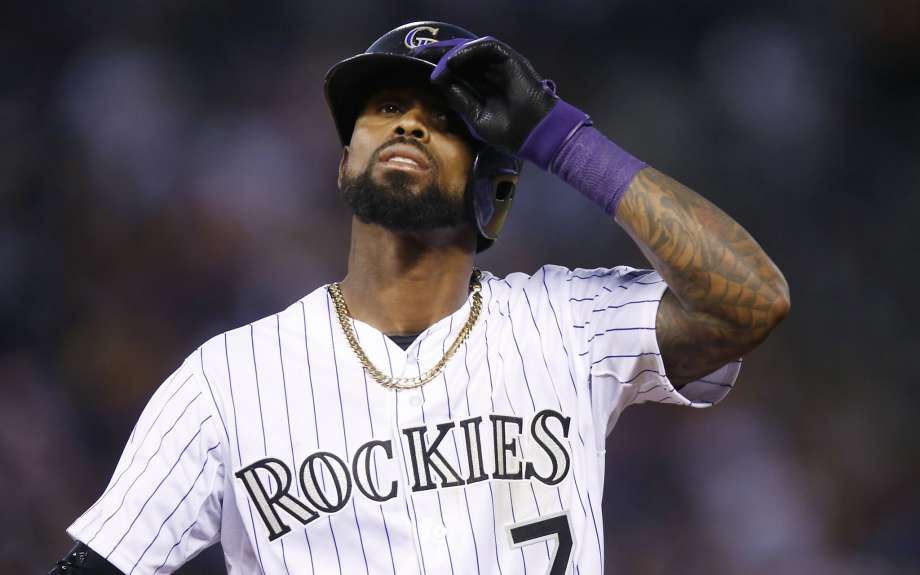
506;510;575;575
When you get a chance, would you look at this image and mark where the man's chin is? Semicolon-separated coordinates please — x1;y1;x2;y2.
372;164;431;192
341;170;470;231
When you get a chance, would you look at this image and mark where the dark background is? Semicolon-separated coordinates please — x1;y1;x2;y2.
3;0;918;573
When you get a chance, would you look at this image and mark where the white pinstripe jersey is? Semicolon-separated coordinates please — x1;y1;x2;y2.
68;265;741;575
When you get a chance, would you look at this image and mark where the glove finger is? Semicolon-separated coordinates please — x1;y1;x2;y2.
441;80;487;142
441;36;511;77
428;38;479;84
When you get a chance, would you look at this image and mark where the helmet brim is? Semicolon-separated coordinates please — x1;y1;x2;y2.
324;53;437;146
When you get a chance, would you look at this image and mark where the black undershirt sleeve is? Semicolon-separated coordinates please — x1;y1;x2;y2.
49;542;124;574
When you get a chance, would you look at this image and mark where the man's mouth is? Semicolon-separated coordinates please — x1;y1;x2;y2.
377;144;431;172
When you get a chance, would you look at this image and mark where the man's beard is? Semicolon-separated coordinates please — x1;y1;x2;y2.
340;161;471;232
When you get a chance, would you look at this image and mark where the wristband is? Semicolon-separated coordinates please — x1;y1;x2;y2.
517;82;592;169
550;126;648;216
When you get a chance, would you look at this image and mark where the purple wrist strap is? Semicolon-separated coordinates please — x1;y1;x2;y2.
518;98;591;170
550;126;648;216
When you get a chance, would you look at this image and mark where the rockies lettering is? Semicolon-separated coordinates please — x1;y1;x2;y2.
237;409;572;541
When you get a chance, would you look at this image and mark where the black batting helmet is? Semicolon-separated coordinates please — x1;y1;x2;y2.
324;21;522;252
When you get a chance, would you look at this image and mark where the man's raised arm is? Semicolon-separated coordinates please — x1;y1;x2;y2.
421;36;790;385
614;166;789;386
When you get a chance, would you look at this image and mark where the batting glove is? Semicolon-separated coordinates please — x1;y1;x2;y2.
415;37;592;170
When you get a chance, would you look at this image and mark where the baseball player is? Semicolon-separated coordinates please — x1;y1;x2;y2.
52;21;789;575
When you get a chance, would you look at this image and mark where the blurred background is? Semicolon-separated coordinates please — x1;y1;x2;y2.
3;0;918;573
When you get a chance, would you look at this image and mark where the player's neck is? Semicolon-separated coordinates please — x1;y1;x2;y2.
339;218;477;336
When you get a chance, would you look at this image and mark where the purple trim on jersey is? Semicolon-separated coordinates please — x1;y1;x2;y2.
86;392;202;546
107;416;212;558
281;311;318;574
326;312;371;575
224;334;266;572
319;296;352;575
82;374;193;528
352;322;398;575
127;441;221;573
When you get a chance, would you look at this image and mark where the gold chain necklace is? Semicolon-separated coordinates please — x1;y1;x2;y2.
327;270;483;390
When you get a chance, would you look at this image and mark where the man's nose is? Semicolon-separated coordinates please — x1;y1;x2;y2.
394;109;429;142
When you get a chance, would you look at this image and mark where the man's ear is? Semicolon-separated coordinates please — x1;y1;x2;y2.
337;146;349;190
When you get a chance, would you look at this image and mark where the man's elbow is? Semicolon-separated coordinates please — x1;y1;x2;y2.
767;272;791;329
745;272;791;348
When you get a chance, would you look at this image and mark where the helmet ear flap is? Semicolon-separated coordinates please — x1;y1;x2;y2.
472;148;522;251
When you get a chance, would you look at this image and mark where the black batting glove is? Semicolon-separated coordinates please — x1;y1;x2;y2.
417;37;591;170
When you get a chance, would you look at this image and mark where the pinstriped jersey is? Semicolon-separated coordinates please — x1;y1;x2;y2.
68;265;741;574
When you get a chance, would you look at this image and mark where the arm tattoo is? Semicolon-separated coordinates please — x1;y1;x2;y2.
615;167;790;386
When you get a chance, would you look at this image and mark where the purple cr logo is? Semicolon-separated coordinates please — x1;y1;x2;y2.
404;26;440;48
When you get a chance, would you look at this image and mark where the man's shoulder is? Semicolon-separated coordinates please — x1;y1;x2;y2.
483;264;569;290
483;264;644;294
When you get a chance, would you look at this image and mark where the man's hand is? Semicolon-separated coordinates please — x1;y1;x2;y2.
425;37;555;154
419;37;590;169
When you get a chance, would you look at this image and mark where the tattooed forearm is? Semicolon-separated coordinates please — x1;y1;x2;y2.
615;167;790;385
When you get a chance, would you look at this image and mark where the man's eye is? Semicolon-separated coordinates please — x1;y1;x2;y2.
379;103;401;114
